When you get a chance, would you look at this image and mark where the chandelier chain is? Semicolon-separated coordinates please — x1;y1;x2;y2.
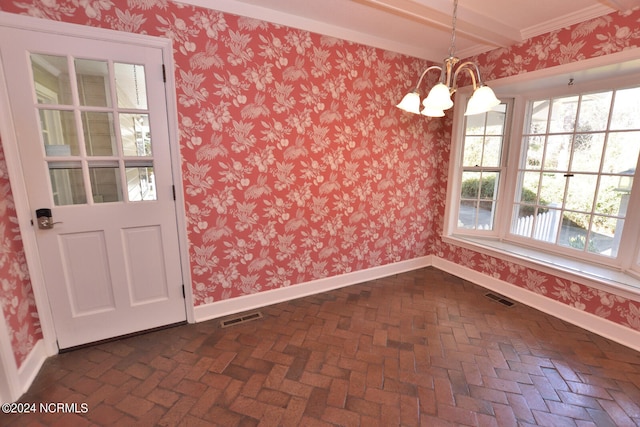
449;0;458;58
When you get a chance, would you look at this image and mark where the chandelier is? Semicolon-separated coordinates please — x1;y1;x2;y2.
396;0;501;117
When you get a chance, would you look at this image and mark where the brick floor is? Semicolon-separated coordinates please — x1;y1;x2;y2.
4;267;640;426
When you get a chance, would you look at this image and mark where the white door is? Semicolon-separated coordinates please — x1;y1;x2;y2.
0;26;186;349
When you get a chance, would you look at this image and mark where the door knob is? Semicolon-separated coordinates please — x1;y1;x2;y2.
35;208;62;229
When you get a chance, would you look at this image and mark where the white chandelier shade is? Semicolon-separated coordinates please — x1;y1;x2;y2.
395;0;501;117
464;85;501;116
422;82;453;111
395;91;421;114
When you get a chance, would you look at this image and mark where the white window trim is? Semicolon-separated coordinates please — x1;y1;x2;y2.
444;49;640;300
442;233;640;301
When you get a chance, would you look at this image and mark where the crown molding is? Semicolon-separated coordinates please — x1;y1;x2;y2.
521;4;614;40
176;0;437;59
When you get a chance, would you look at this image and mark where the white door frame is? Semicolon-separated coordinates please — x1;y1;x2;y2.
0;12;194;401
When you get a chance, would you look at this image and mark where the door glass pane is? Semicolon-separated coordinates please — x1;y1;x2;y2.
82;112;116;156
90;166;122;203
126;166;156;201
75;59;111;107
49;164;87;206
39;109;80;156
30;54;73;105
115;63;148;110
120;113;151;156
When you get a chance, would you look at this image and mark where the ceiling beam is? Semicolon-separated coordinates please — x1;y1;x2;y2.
603;0;640;11
352;0;522;49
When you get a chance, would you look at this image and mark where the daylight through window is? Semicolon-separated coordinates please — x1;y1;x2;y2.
452;83;640;274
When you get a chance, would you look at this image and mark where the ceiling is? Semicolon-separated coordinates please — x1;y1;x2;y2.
184;0;640;62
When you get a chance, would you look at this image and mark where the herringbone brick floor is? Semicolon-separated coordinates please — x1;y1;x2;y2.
4;267;640;426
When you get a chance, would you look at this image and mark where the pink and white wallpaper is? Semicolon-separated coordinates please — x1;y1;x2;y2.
0;0;438;367
433;9;640;332
1;0;640;369
0;140;42;367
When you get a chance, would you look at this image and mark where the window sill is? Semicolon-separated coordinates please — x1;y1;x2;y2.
443;234;640;301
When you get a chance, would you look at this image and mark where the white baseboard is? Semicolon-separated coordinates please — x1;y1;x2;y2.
17;340;47;399
0;339;47;403
194;255;433;323
195;255;640;353
5;254;638;404
433;257;640;353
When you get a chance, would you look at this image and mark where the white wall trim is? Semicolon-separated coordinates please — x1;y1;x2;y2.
433;257;640;353
16;341;47;400
194;256;432;322
0;296;18;403
158;36;196;324
178;0;429;59
196;254;640;353
2;249;638;402
520;4;613;41
0;308;47;403
0;22;53;405
0;12;170;47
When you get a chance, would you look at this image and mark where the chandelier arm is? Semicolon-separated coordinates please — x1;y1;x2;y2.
396;0;500;116
413;65;444;90
451;61;484;92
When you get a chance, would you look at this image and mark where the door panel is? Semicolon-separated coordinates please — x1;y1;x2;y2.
0;25;186;349
123;225;170;304
60;231;115;315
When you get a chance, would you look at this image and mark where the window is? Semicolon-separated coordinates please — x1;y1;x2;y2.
458;103;510;231
513;88;640;259
448;77;640;281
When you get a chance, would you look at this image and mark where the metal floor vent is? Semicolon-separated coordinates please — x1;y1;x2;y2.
220;311;263;328
484;292;515;307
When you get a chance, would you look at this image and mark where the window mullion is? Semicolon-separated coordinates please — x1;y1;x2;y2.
619;154;640;271
496;97;521;240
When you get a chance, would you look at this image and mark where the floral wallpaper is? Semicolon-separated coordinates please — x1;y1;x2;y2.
432;8;640;332
1;0;640;370
0;139;42;367
0;0;438;367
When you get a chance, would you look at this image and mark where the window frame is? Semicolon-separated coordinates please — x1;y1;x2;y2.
455;100;514;237
444;59;640;288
